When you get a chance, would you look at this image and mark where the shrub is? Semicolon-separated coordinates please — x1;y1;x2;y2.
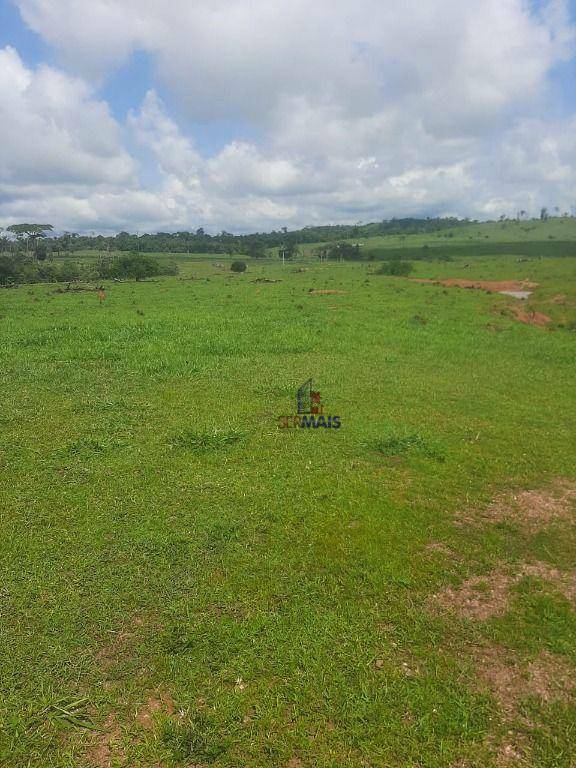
58;261;81;281
98;253;164;281
163;261;179;276
0;254;20;284
231;261;247;273
376;261;414;276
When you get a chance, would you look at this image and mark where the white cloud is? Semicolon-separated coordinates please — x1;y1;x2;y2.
1;0;575;231
0;46;135;188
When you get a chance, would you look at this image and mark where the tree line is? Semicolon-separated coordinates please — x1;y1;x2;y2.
0;218;471;259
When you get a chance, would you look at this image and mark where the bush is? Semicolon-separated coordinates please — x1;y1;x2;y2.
59;261;81;281
163;261;179;276
376;261;414;276
98;253;167;281
0;254;20;284
231;261;247;273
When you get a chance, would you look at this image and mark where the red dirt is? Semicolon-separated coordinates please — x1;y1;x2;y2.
412;278;538;293
510;306;551;326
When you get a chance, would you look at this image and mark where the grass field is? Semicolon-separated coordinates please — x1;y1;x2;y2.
1;247;576;767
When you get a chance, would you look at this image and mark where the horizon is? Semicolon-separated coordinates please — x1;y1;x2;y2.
1;213;569;240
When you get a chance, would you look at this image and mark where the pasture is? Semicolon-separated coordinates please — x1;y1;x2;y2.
1;250;576;767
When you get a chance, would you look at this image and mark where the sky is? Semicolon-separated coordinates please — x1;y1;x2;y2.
0;0;575;234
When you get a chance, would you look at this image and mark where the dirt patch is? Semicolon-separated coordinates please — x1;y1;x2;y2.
550;293;568;305
433;569;514;620
85;688;177;766
413;279;538;293
87;712;124;768
520;562;576;604
425;541;455;557
473;479;576;532
308;289;347;296
494;738;527;767
96;629;136;672
509;306;551;326
94;615;152;674
476;646;575;719
136;689;175;730
448;615;576;766
431;560;576;620
457;646;576;766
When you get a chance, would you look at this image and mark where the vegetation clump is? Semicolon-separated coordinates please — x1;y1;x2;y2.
230;260;247;273
98;253;177;281
376;261;414;276
168;429;244;452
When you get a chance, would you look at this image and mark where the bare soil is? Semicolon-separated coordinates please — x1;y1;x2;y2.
412;279;538;293
431;561;576;619
509;306;552;326
468;479;576;532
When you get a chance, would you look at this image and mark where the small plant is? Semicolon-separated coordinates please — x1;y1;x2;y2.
168;429;243;452
231;261;247;273
368;434;444;462
35;695;95;731
160;715;228;763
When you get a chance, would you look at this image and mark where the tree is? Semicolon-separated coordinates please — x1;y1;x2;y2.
325;242;361;261
247;240;267;258
0;228;10;253
278;243;297;262
59;261;81;281
540;207;549;221
6;224;53;253
34;240;48;261
0;254;19;284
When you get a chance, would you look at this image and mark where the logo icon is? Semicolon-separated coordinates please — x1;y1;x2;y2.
297;378;322;415
279;379;342;429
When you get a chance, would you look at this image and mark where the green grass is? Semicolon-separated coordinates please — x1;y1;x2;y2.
1;251;576;767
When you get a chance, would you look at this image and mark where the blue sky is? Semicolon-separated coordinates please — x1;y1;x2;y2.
0;0;575;232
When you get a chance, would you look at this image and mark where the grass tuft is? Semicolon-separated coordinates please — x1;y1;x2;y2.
368;433;445;461
168;429;244;452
